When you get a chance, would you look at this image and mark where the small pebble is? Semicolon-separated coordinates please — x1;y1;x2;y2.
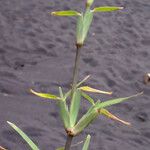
144;73;150;85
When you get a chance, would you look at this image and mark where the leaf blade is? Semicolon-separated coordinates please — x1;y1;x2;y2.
100;109;131;125
30;89;60;100
81;91;95;105
73;107;98;135
7;121;39;150
76;14;84;46
95;92;143;110
82;8;93;44
93;6;123;12
79;86;112;95
82;135;91;150
70;89;81;127
58;101;70;128
76;75;91;87
51;11;81;16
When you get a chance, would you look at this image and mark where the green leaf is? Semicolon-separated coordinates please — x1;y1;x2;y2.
7;121;39;150
59;100;70;128
81;92;95;105
59;87;64;98
64;90;71;100
73;107;98;135
93;6;123;12
76;14;84;46
76;75;91;87
79;86;112;95
86;0;94;7
51;11;81;16
95;92;143;110
82;8;93;44
30;89;61;100
70;89;81;127
58;87;70;129
82;135;91;150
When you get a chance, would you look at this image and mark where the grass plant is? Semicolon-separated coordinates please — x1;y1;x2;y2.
7;0;142;150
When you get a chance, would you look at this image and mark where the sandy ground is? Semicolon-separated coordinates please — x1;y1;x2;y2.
0;0;150;149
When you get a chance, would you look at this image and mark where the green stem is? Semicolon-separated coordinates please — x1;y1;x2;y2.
64;135;73;150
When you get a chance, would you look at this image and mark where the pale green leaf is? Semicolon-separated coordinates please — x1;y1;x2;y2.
82;135;91;150
64;90;71;100
95;92;143;110
58;99;70;129
51;11;81;16
7;121;39;150
76;75;91;87
59;87;64;98
82;8;93;43
70;89;81;127
81;92;95;105
93;6;123;12
86;0;94;7
79;86;112;95
76;14;84;46
73;107;98;135
30;89;61;100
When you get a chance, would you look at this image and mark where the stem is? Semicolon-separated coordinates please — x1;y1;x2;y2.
64;135;73;150
64;45;82;150
71;46;82;94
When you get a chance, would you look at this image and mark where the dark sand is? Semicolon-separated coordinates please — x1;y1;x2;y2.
0;0;150;149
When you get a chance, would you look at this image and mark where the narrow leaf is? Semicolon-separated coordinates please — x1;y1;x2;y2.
76;14;84;46
30;89;61;100
64;90;71;100
82;8;93;43
86;0;94;7
70;89;81;127
59;87;64;98
58;98;70;128
82;135;91;150
93;6;123;12
58;87;70;128
95;92;143;110
51;11;81;16
7;121;39;150
76;75;91;87
100;109;131;125
73;107;98;135
81;92;95;105
79;86;112;95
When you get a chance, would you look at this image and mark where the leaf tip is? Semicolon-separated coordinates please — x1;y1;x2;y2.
51;12;56;16
119;7;124;10
30;89;35;94
7;121;12;126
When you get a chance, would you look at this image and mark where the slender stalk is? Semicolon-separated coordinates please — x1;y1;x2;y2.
64;135;73;150
64;45;82;150
71;46;82;94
